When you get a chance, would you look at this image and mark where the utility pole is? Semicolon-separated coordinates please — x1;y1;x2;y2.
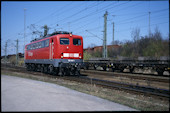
15;39;19;65
5;41;7;64
24;8;26;59
103;11;108;58
149;11;151;37
112;22;114;44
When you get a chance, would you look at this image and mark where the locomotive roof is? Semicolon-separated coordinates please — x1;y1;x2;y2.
30;31;73;43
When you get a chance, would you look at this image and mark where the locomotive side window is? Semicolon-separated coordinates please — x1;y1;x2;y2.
73;39;81;45
27;39;50;50
38;42;41;48
30;44;32;49
29;45;30;50
28;45;30;50
41;41;45;48
36;43;38;49
33;43;35;49
27;45;29;50
45;39;49;47
34;43;36;49
60;38;69;45
31;44;33;50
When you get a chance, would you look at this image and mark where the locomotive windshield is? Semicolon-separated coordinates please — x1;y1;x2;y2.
73;39;81;45
60;38;69;45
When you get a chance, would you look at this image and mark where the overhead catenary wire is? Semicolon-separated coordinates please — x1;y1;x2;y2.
75;7;168;36
49;1;105;29
63;1;129;26
72;3;168;36
50;1;123;30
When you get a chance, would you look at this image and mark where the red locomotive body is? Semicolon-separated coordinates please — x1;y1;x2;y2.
24;31;83;75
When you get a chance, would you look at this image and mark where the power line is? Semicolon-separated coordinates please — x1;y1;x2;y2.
32;2;74;25
50;1;120;30
107;21;169;35
75;7;169;35
49;1;104;29
65;1;128;25
85;30;103;40
109;1;144;14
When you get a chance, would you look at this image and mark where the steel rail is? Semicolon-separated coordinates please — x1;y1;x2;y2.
74;76;170;98
81;70;170;83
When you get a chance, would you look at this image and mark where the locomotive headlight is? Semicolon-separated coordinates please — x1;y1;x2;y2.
61;56;63;59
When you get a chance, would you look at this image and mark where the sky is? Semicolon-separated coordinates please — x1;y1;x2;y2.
1;0;169;56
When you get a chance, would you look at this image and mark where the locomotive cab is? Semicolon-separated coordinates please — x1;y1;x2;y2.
58;34;83;60
55;33;83;75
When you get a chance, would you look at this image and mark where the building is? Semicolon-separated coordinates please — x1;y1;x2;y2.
83;45;121;53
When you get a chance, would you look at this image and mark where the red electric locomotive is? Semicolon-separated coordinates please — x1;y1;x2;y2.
24;31;83;75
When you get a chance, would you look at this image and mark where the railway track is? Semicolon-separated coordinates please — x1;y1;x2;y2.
1;64;169;99
80;69;169;83
64;76;169;98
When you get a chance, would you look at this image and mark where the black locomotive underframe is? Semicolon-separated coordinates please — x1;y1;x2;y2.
25;59;83;76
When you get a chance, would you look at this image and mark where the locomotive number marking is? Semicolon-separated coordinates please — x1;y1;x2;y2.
70;53;74;57
68;59;75;62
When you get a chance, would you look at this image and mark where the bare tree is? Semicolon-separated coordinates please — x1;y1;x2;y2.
131;27;140;57
131;27;140;42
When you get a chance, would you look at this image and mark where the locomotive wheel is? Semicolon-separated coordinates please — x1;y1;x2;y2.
61;68;67;76
26;64;29;71
37;64;41;72
40;65;44;73
31;64;35;71
29;64;32;71
48;65;54;75
44;65;48;74
65;68;70;76
75;70;80;76
53;67;59;76
34;64;38;72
